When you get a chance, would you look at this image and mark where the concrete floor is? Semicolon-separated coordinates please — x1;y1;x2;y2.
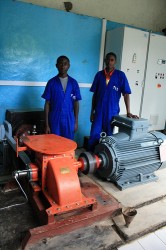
118;226;166;250
89;166;166;247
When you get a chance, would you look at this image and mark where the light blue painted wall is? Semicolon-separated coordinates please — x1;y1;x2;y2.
107;20;125;31
0;0;102;146
0;0;101;82
0;0;134;146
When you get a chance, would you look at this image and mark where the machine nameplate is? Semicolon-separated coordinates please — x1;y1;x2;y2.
60;167;70;174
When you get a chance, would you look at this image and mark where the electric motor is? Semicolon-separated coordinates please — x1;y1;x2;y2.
79;116;166;190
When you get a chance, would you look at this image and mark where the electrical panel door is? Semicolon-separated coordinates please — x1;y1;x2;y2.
140;34;166;130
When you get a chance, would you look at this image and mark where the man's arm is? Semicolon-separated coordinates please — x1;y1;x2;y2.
90;94;96;122
44;100;51;133
74;101;79;132
123;94;139;118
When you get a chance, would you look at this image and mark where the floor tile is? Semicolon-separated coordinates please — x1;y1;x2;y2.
118;240;144;250
138;232;166;250
155;226;166;245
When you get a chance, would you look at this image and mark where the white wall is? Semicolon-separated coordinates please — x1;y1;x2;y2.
17;0;166;32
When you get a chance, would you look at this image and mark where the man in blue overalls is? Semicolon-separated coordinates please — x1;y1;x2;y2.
88;52;138;151
42;56;82;140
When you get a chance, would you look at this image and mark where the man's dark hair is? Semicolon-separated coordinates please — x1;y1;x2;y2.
105;52;117;61
57;56;70;64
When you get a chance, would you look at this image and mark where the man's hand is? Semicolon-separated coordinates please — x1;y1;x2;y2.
127;113;139;119
45;125;51;134
90;113;94;123
74;121;78;132
90;112;95;122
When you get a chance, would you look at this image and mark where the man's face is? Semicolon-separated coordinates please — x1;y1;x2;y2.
56;58;70;74
105;55;116;70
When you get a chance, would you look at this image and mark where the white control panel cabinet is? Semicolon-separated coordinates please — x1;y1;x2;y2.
140;34;166;131
105;27;166;131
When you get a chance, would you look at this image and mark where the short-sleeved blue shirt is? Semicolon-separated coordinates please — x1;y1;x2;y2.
90;69;131;117
88;69;131;149
42;75;82;139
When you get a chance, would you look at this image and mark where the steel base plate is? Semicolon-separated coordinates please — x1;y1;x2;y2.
22;174;121;249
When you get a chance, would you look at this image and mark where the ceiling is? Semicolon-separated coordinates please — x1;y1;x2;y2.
17;0;166;32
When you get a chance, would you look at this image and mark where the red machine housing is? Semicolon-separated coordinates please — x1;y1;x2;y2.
20;134;96;219
15;134;121;249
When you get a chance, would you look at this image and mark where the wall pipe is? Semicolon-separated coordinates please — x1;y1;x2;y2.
99;18;107;71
